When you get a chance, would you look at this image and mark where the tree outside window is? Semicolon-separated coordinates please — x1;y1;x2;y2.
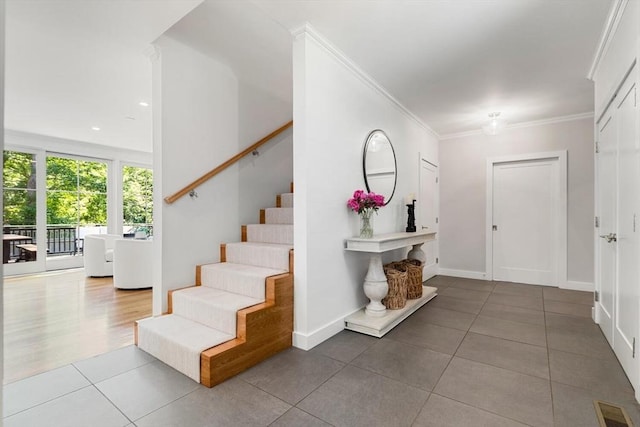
123;165;153;236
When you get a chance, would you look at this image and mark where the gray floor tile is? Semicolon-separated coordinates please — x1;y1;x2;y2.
238;347;344;405
3;364;90;417
480;302;545;326
438;286;491;302
427;295;485;314
413;393;529;427
544;300;592;318
456;332;549;379
470;315;547;347
95;360;201;421
412;305;477;331
492;282;544;297
549;349;635;396
434;357;553;427
385;316;466;354
545;312;600;332
310;330;377;363
446;278;496;293
543;287;593;305
298;365;429;427
270;407;331;426
3;386;130;427
135;377;290;427
351;339;451;391
486;293;544;311
424;275;455;287
546;323;615;360
551;381;640;427
74;344;156;384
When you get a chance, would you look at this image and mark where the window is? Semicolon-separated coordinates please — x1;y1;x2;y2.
46;155;108;254
3;150;38;263
122;165;153;237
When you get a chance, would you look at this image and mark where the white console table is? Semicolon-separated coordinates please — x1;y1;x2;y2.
344;230;438;337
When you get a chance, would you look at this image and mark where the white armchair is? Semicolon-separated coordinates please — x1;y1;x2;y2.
83;234;122;277
113;238;153;289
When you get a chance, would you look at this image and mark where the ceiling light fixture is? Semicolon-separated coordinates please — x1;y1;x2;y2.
91;126;101;131
482;112;505;136
139;101;149;107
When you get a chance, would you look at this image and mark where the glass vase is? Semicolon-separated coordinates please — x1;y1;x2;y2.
359;209;374;238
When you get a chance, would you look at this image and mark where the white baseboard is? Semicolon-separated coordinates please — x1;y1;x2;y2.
438;268;488;281
292;314;347;350
562;280;594;292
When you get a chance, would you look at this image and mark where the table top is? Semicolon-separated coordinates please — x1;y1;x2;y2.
344;230;436;253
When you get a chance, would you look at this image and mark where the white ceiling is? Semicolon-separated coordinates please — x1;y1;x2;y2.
6;0;613;152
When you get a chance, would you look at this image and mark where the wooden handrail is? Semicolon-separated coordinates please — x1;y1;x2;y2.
164;120;293;204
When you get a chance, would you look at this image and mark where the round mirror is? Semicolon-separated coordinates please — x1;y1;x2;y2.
362;129;397;206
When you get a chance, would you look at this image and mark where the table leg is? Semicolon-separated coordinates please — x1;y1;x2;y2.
407;242;426;264
363;254;388;317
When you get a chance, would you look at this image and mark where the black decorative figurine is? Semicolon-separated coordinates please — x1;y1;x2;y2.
406;199;416;232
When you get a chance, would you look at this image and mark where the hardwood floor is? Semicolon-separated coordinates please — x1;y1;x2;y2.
3;268;152;384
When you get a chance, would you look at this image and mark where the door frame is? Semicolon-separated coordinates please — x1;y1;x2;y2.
418;154;438;279
485;151;568;286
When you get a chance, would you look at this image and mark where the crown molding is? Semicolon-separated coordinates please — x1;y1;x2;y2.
439;112;594;141
291;23;439;139
587;0;627;80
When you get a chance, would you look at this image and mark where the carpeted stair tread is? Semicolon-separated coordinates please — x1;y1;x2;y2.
137;314;234;382
225;242;292;271
200;262;286;300
171;286;262;335
264;207;293;224
279;193;293;208
245;224;293;245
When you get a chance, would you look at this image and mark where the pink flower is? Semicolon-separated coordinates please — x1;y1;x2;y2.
347;189;385;214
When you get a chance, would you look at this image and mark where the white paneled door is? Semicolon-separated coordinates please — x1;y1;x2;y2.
419;158;438;278
492;158;559;286
596;112;616;346
595;65;639;398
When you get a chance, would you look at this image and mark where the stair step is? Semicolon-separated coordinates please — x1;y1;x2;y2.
278;193;293;208
171;286;262;335
245;224;293;245
225;242;292;271
264;207;293;224
137;314;234;382
200;262;286;300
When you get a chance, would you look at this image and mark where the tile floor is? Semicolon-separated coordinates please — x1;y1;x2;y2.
4;276;640;426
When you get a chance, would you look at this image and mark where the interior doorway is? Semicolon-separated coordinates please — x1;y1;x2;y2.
485;151;567;286
419;157;438;279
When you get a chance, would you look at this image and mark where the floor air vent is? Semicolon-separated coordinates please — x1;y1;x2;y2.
594;400;633;427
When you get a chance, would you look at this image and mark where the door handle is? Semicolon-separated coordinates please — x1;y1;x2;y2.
422;226;429;230
492;225;498;231
599;233;617;243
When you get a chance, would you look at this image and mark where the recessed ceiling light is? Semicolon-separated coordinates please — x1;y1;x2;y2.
91;126;101;131
125;116;136;120
139;101;149;107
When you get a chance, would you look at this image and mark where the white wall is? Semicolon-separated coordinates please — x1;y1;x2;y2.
439;117;595;288
152;35;293;314
292;26;438;349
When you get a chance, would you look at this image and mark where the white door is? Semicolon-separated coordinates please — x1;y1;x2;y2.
613;76;638;383
492;159;558;285
419;158;438;278
596;112;616;346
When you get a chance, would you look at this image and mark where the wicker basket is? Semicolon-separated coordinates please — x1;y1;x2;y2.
402;259;424;299
382;268;407;309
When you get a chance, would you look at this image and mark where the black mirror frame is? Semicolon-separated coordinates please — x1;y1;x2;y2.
362;129;397;206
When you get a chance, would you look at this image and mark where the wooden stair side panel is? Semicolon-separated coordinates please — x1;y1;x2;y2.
276;195;282;208
259;209;266;224
199;272;293;387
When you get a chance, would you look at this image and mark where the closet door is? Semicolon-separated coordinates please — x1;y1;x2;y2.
613;74;638;385
596;111;616;346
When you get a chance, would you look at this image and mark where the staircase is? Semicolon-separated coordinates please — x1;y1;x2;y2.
135;186;294;387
